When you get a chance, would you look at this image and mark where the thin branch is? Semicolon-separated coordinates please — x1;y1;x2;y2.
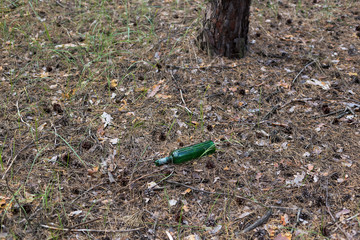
56;218;101;238
2;142;35;179
41;224;143;233
5;178;34;231
70;183;106;204
292;61;316;84
242;210;272;233
165;180;265;208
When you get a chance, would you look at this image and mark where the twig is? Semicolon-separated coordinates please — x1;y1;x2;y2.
16;100;36;132
56;217;101;238
5;178;34;231
71;183;106;204
325;178;350;240
292;61;316;84
242;210;272;233
2;142;35;179
155;170;174;186
144;210;159;240
165;180;265;207
262;105;279;120
176;104;193;115
345;213;359;221
129;169;164;186
170;70;192;115
313;106;355;119
41;224;143;233
166;64;238;70
312;109;344;119
165;180;299;212
55;0;66;8
179;89;192;114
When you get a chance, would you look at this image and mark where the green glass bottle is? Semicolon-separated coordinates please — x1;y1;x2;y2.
155;140;216;166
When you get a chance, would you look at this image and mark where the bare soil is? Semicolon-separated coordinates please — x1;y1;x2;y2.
0;0;359;239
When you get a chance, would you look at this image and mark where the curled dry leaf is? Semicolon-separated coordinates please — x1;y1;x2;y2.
274;233;292;240
181;188;192;195
87;166;99;176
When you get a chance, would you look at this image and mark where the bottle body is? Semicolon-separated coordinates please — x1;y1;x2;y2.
155;140;216;166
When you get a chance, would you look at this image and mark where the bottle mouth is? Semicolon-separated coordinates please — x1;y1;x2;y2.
154;156;171;166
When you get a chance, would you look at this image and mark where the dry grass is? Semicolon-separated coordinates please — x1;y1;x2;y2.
0;0;359;239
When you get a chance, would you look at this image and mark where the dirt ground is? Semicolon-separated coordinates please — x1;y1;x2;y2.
0;0;359;239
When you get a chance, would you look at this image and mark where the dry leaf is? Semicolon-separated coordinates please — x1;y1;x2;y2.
37;122;47;132
118;99;127;111
40;71;49;78
335;209;350;218
110;138;119;144
55;43;86;49
305;79;330;90
0;196;11;214
87;166;99;176
274;233;292;240
182;188;192;195
182;205;190;212
101;112;113;128
169;199;177;207
97;125;105;136
110;79;118;89
155;94;172;99
307;164;314;171
280;214;289;226
147;84;161;97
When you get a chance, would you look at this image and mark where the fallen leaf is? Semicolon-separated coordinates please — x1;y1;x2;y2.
110;79;118;89
209;225;222;234
40;71;49;78
335;209;350;218
184;234;200;240
188;121;198;127
24;192;35;203
87;166;99;176
238;211;252;219
69;210;83;217
307;164;314;171
110;138;119;144
182;205;190;212
182;188;192;195
155;94;172;99
97;125;105;136
280;214;289;226
169;199;177;207
0;196;11;213
147;84;161;97
274;233;292;240
101;112;113;128
305;79;330;90
147;181;158;189
37;122;47;132
55;43;86;49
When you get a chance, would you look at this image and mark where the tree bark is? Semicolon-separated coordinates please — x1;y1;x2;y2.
198;0;252;59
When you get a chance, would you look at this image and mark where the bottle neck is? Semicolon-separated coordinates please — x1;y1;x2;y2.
155;156;173;166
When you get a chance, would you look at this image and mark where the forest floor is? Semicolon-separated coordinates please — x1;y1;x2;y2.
0;0;359;239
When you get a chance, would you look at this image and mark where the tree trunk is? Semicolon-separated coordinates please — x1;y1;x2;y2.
198;0;252;59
